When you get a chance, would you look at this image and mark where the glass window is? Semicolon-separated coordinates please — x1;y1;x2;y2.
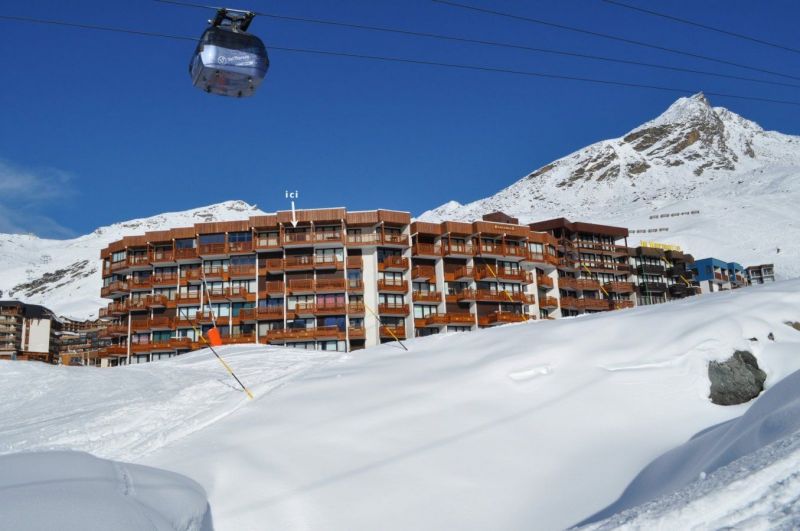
199;233;225;244
176;238;195;249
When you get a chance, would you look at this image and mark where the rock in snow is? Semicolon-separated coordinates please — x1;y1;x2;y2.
708;350;767;405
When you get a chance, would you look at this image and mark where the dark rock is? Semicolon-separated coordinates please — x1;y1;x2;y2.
785;322;800;332
768;332;775;341
748;337;758;342
708;350;766;405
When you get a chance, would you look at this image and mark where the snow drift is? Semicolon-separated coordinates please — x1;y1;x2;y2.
2;281;800;529
0;451;210;531
581;361;800;529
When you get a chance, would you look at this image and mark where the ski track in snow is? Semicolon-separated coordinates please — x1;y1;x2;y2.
0;345;343;462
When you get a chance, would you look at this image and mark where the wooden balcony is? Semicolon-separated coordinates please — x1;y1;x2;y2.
148;316;173;329
127;255;150;268
105;324;128;336
474;290;533;304
144;294;168;308
576;279;601;291
315;278;347;293
412;243;441;258
150;250;175;263
380;325;406;339
101;346;128;357
129;277;152;290
448;266;474;281
98;307;110;318
348;302;365;314
284;255;315;270
346;256;363;270
446;312;476;325
101;280;128;297
455;289;476;301
202;266;228;280
195;311;216;323
348;326;366;339
313;231;344;244
175;292;201;305
314;255;343;270
558;277;578;290
528;252;559;266
131;319;150;331
478;311;529;326
378;256;409;271
474;266;531;283
255;236;281;250
264;281;285;295
267;326;344;341
610;300;635;310
411;265;435;281
559;296;580;310
226;287;255;301
381;233;409;247
198;243;226;256
539;296;559;309
315;303;348;315
152;273;179;286
227;241;253;254
175;248;199;260
378;303;409;315
130;343;151;354
239;307;284;321
412;290;442;303
283;232;313;246
127;299;149;312
346;233;381;246
229;264;256;278
442;242;474;257
377;279;408;292
536;275;554;289
579;298;611;311
604;281;635;293
110;260;128;272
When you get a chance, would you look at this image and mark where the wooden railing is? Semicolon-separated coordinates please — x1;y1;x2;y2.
198;243;226;255
579;298;611;311
478;311;528;326
576;279;601;291
411;265;435;280
152;273;179;285
315;278;347;292
378;256;409;271
377;279;408;292
559;296;580;309
604;281;635;293
380;325;406;339
227;241;253;253
378;303;409;315
346;256;363;269
539;296;559;308
610;300;635;310
537;275;554;288
175;248;198;260
412;243;441;256
239;307;284;320
412;290;442;303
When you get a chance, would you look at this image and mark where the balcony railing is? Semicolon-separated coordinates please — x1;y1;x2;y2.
377;279;408;292
229;264;256;277
284;255;315;269
227;241;253;253
474;266;531;283
380;325;406;339
412;290;442;303
152;273;179;285
315;278;347;292
313;231;343;244
559;296;580;309
610;300;635;310
579;298;611;311
576;279;601;291
346;256;363;269
604;281;635;293
150;250;175;263
378;303;409;315
443;242;474;256
198;243;227;255
348;326;366;339
255;235;280;250
536;275;554;288
175;292;201;304
239;307;284;320
283;232;314;245
412;243;441;257
478;311;528;326
378;256;409;271
539;296;559;308
411;265;435;280
263;281;285;294
558;277;577;290
447;266;474;281
175;248;198;260
348;302;365;313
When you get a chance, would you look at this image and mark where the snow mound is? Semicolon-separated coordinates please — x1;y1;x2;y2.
0;451;210;531
580;364;800;530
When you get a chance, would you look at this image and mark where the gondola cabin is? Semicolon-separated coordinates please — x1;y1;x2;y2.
189;9;269;98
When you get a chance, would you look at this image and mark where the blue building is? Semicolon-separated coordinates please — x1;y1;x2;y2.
691;258;747;294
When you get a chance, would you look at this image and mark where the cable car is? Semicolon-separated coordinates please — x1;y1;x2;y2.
189;8;269;97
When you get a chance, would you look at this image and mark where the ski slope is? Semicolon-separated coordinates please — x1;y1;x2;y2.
2;281;800;529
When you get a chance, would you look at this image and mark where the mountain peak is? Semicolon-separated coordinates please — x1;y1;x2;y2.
635;92;716;131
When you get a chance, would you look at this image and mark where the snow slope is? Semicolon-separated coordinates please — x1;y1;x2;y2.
0;451;211;531
421;93;800;278
3;281;800;529
0;200;264;319
581;365;800;530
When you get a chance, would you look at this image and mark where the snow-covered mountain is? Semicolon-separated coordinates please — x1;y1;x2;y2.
421;93;800;278
0;200;264;319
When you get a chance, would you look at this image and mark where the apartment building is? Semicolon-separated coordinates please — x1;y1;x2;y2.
0;301;60;362
528;218;636;315
99;209;648;364
626;245;699;305
691;258;747;294
746;264;775;284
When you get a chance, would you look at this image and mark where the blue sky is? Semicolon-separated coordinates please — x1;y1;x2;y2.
1;0;799;237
